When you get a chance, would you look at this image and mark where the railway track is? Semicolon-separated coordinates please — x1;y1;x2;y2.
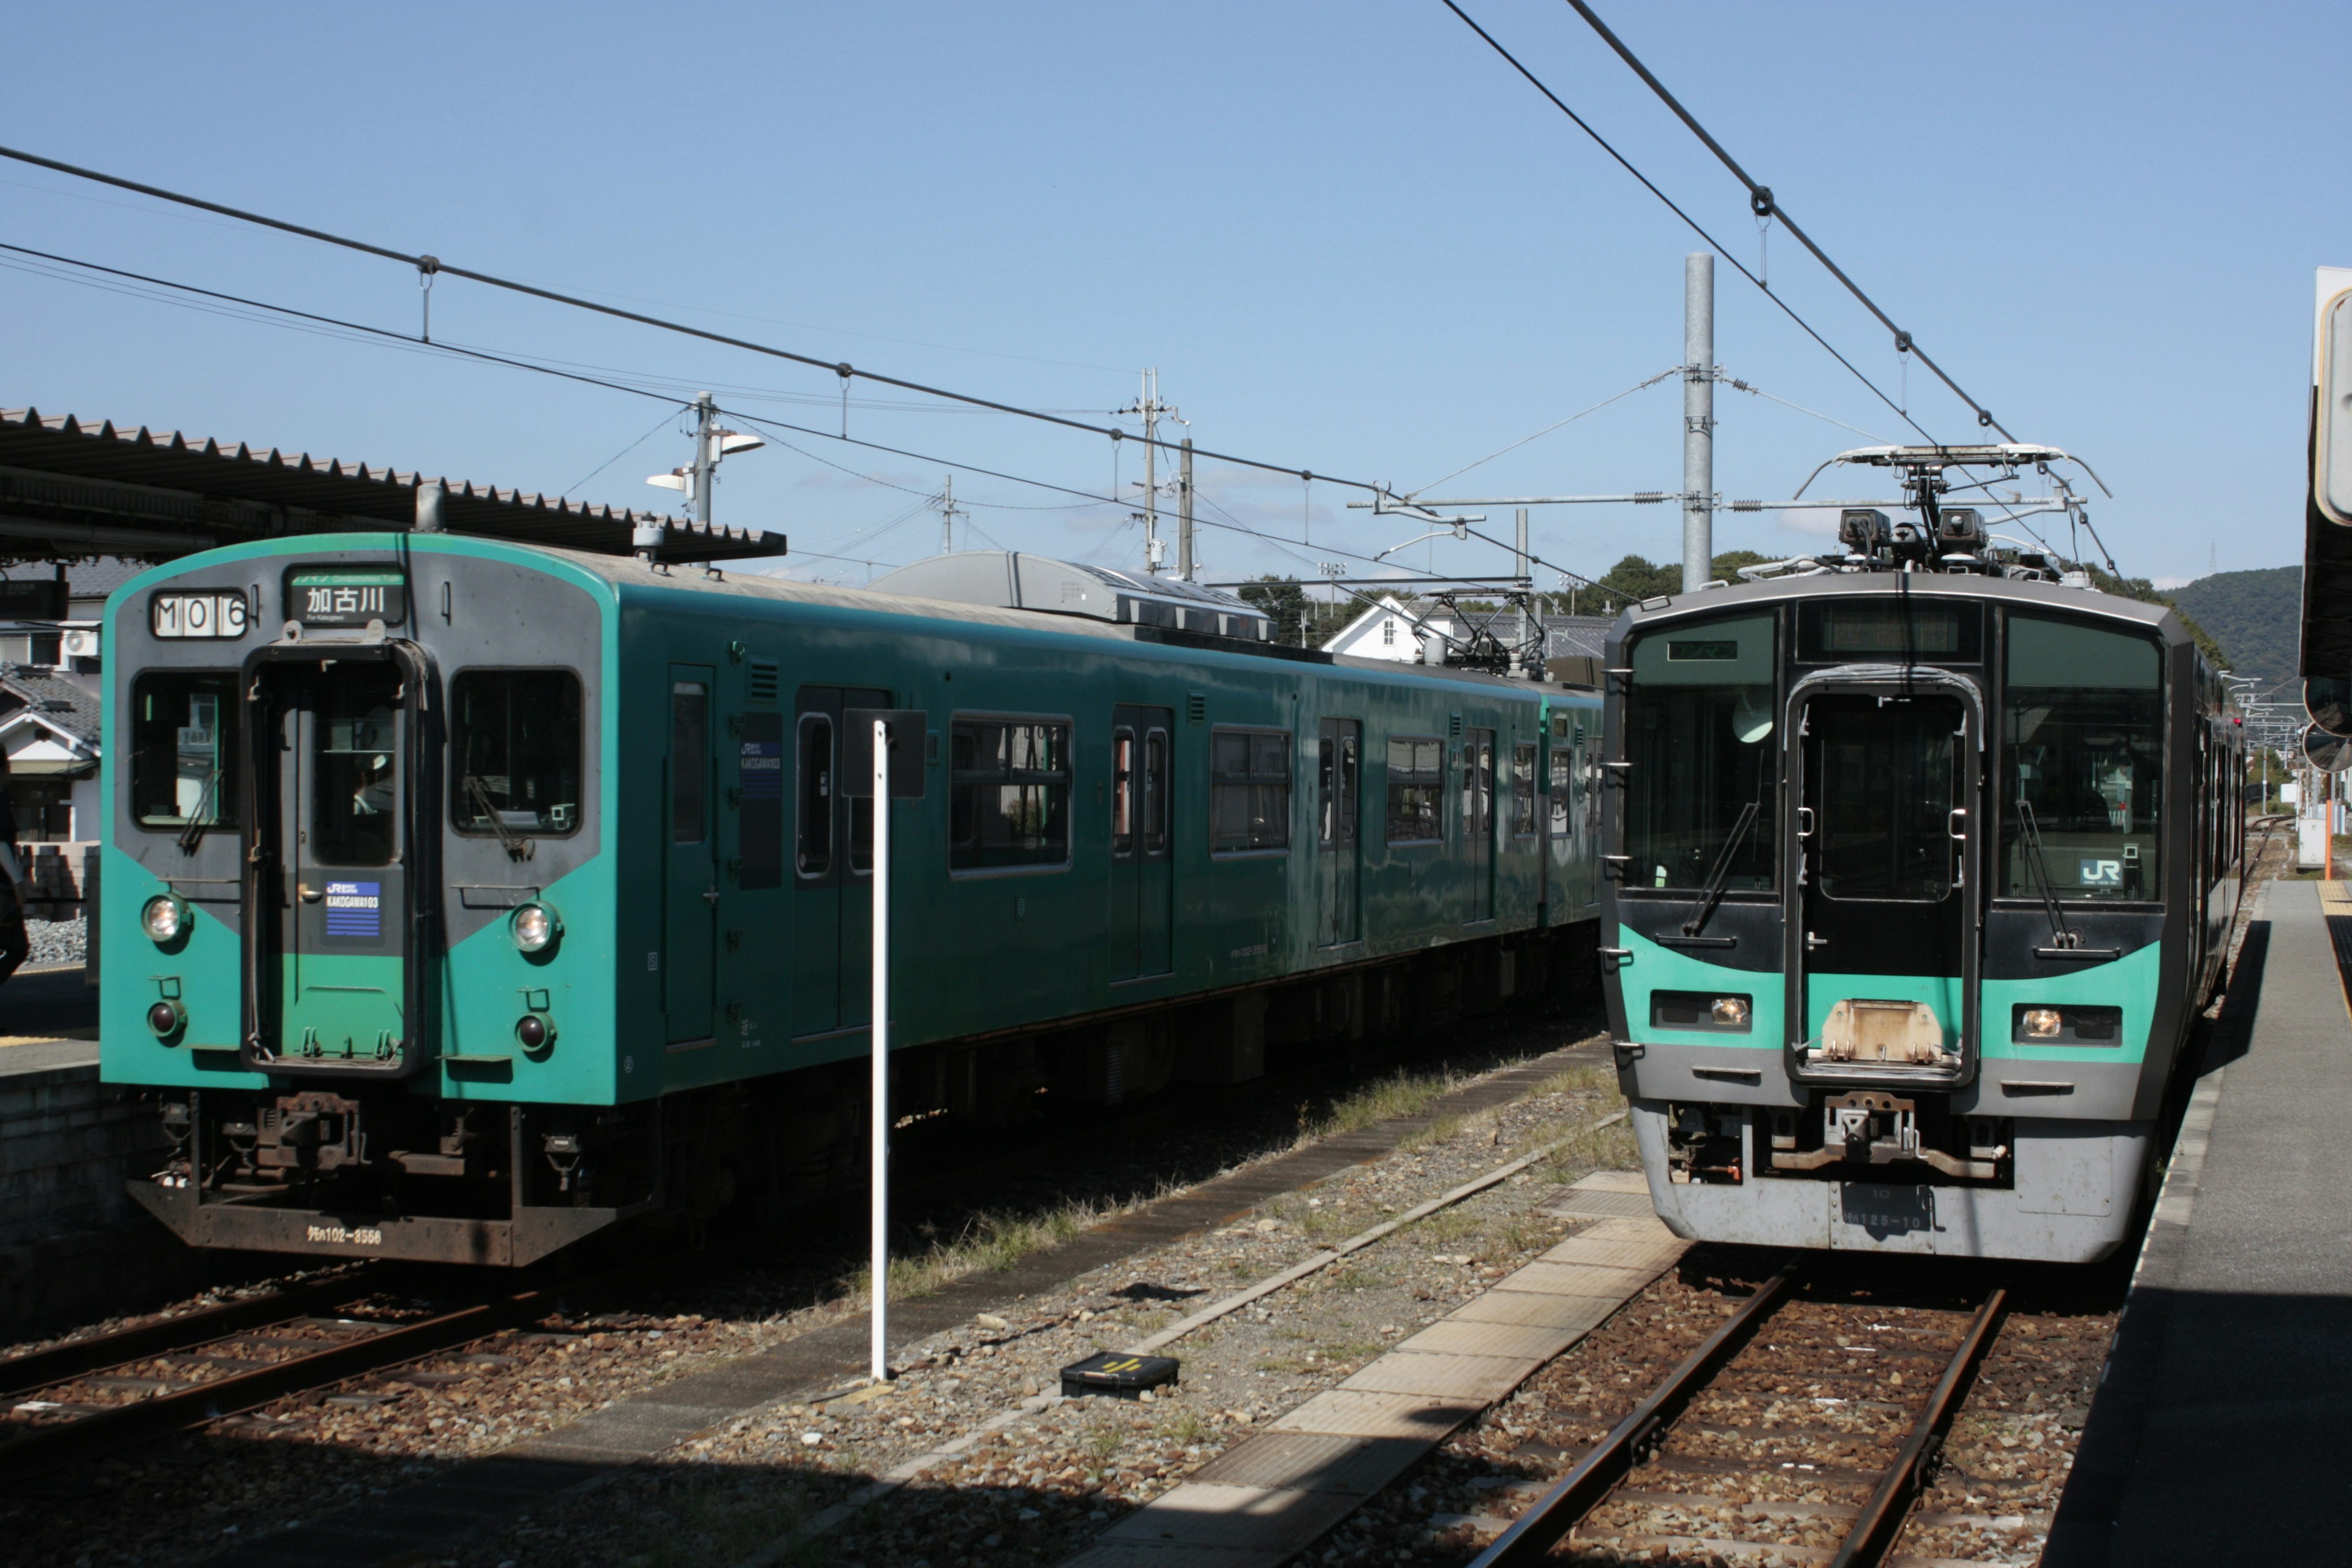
1467;1262;2008;1568
0;1272;562;1486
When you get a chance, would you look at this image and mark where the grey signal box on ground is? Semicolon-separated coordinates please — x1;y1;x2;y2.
841;710;927;798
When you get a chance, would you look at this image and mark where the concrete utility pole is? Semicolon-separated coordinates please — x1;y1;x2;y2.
1178;438;1196;581
692;391;718;529
1683;254;1715;593
937;473;962;556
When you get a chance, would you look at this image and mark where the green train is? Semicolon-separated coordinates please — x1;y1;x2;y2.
1605;447;2246;1262
104;538;1602;1263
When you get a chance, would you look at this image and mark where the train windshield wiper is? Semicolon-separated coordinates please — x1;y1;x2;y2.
464;775;537;862
2015;801;2078;949
175;769;219;854
1683;799;1760;937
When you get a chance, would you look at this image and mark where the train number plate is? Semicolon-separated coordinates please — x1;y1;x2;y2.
1839;1182;1935;1237
151;590;251;639
305;1223;385;1247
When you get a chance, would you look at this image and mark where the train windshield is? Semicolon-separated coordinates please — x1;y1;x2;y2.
2001;614;2163;900
1623;613;1777;891
129;671;241;831
450;670;584;836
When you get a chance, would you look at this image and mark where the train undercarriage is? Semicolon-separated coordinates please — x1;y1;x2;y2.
133;927;1594;1264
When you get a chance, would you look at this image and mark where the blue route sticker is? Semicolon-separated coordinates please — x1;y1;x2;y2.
325;880;382;939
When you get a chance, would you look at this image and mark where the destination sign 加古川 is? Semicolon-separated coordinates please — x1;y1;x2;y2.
287;568;407;628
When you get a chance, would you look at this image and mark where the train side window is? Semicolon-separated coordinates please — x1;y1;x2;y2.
2000;614;2163;901
1387;735;1444;845
1511;742;1537;837
950;717;1071;871
450;670;582;837
1210;726;1291;853
129;671;241;832
1112;728;1137;858
671;683;709;845
796;714;833;876
1144;729;1170;855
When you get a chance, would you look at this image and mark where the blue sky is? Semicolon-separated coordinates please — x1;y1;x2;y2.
3;1;2344;592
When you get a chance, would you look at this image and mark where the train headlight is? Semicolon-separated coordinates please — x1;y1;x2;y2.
2021;1008;2063;1039
1710;996;1751;1028
141;894;189;945
510;902;560;954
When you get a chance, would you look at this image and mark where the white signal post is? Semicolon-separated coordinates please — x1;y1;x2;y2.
870;715;892;1384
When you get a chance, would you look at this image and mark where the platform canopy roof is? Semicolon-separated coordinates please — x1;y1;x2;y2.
0;405;786;565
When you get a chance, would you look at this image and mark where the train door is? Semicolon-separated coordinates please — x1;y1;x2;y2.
1792;689;1979;1063
1109;704;1175;981
246;649;426;1071
1464;726;1496;922
664;669;718;1044
790;684;892;1036
1317;717;1361;946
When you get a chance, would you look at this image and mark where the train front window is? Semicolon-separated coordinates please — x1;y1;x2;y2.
450;671;582;837
311;666;402;868
130;671;240;832
2002;614;2163;900
1623;614;1777;892
1813;697;1959;902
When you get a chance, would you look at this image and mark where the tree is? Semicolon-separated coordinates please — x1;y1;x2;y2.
1235;575;1349;647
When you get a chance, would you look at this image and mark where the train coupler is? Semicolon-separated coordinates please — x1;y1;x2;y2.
1771;1092;2003;1180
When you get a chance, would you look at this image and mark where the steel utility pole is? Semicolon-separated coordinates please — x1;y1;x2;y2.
1513;507;1532;677
1178;438;1196;581
1683;254;1714;593
1119;371;1175;575
692;391;717;528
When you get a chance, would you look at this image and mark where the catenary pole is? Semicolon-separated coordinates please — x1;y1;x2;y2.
1683;255;1714;592
692;391;717;527
870;717;892;1382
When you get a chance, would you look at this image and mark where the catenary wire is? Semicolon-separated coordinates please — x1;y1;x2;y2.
0;239;1120;519
1561;0;2013;440
1;232;1628;597
560;408;692;499
1411;366;1679;496
0;143;1384;495
1434;1;1937;447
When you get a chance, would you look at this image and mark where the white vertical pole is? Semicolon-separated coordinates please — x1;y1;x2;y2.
869;717;891;1382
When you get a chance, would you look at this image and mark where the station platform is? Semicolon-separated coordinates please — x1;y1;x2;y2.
0;962;99;1072
2049;878;2352;1564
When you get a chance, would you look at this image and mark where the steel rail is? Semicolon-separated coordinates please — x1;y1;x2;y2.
0;1283;555;1485
0;1272;377;1400
1465;1260;1797;1568
1827;1287;2010;1568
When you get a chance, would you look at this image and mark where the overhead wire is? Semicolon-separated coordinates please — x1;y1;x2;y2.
0;143;1384;496
1410;366;1679;496
1559;0;2013;440
1433;1;1937;447
560;407;690;498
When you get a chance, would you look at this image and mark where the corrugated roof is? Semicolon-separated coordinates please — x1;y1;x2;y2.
0;405;785;564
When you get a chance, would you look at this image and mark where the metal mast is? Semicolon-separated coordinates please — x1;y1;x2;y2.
1683;254;1715;592
692;391;717;528
1118;370;1175;575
